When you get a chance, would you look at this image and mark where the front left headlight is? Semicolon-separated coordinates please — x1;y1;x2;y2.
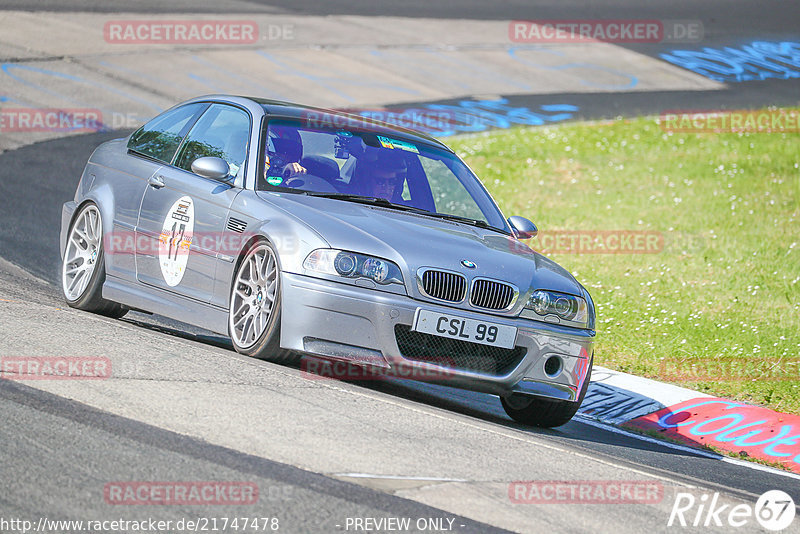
303;249;404;286
522;289;589;328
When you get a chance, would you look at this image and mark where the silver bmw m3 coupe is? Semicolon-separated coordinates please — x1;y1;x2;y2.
60;95;596;427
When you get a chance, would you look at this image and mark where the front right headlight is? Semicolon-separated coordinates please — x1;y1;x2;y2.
303;249;404;286
522;289;589;328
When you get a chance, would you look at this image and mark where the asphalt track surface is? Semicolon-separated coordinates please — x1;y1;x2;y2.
1;1;799;533
0;378;505;533
1;0;796;35
4;0;799;68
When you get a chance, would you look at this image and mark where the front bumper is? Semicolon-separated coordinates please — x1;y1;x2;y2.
280;272;594;402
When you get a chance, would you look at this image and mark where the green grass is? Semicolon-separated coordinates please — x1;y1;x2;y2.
448;112;800;414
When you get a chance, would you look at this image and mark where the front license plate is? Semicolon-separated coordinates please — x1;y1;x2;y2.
413;309;517;349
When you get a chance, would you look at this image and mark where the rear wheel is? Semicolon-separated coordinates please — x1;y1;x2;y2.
61;203;127;318
228;240;295;363
501;355;593;428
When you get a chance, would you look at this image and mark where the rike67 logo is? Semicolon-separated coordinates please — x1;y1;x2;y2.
668;490;795;531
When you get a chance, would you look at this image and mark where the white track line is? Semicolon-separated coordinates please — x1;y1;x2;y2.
333;473;467;482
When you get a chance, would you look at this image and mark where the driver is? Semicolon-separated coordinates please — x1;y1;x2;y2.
270;158;306;179
364;151;407;200
265;124;307;181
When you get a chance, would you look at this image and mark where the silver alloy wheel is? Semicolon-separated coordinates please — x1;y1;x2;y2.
62;204;103;301
230;243;278;349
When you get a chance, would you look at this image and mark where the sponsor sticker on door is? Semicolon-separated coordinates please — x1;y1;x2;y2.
158;196;194;286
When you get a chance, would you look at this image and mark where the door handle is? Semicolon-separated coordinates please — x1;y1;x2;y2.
148;175;165;189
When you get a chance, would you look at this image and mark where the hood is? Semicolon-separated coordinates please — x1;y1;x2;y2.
258;191;583;298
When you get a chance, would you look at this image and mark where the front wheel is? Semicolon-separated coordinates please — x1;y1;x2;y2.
61;203;127;318
228;240;295;363
501;356;593;428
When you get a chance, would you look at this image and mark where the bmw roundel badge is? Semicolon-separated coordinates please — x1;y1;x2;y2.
461;259;477;269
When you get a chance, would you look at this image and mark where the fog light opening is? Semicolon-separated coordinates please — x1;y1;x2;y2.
544;356;563;378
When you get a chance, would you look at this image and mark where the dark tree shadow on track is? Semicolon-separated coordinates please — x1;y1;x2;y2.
0;130;131;284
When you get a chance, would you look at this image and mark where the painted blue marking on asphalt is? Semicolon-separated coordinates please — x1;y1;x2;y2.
660;40;800;83
2;63;83;103
1;63;161;112
0;64;116;131
374;98;580;137
540;104;580;112
0;64;158;132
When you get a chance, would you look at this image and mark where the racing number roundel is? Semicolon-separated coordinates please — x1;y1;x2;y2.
158;196;194;287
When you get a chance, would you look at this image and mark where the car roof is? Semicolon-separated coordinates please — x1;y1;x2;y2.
185;94;453;153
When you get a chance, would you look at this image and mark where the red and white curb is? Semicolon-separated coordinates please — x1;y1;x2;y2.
579;366;800;477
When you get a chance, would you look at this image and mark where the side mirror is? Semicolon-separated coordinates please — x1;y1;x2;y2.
508;216;538;239
191;156;230;181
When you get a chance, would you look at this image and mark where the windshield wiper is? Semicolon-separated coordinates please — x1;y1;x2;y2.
302;192;503;232
302;192;422;212
421;211;494;229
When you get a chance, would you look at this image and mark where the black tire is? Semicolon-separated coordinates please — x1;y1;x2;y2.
501;355;593;428
228;239;297;364
61;203;128;319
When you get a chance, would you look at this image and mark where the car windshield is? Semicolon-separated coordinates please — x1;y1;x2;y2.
258;118;508;232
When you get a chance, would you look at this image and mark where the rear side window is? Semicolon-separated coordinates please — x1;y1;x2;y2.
127;103;206;163
174;104;251;179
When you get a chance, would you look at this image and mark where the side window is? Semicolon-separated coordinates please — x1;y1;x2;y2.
174;104;251;179
127;103;206;163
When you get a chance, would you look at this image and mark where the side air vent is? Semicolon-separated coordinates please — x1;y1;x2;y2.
227;217;247;234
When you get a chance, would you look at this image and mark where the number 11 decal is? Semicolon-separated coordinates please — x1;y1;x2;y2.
158;196;194;286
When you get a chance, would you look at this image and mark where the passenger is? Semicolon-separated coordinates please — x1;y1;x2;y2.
361;151;408;201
